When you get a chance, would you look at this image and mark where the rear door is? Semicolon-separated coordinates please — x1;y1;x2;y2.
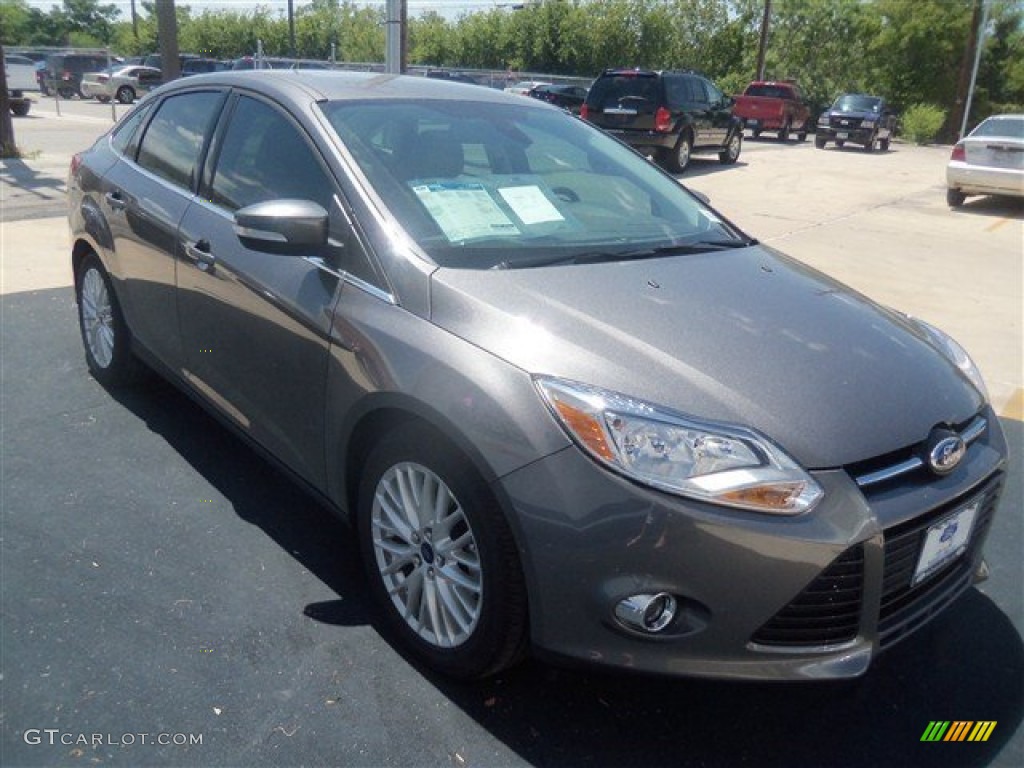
100;89;227;368
176;92;350;489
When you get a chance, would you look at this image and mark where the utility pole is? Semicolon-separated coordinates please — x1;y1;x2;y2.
130;0;139;40
385;0;406;74
755;0;772;81
288;0;296;58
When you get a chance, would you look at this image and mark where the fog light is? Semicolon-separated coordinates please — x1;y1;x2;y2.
615;593;678;633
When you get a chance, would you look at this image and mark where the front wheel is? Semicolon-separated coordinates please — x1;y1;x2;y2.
719;131;741;165
778;121;790;142
358;423;528;679
76;254;142;387
11;101;30;117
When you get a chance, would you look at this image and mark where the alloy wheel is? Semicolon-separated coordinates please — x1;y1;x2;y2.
370;461;483;648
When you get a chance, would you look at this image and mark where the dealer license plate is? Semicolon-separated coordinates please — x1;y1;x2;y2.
837;132;849;139
912;500;980;586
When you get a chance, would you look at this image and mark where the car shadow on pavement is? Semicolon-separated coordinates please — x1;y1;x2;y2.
950;196;1024;219
107;367;1023;768
672;158;750;180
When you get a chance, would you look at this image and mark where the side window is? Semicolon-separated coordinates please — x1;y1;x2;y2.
704;80;723;105
208;96;333;212
683;76;704;104
664;76;688;108
137;91;222;190
110;102;152;158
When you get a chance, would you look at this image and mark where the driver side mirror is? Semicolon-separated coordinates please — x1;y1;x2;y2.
233;199;328;252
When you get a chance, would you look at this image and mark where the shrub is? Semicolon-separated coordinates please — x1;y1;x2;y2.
900;103;946;145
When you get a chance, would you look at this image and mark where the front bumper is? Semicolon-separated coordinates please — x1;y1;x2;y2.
818;125;876;145
498;407;1006;680
947;161;1024;198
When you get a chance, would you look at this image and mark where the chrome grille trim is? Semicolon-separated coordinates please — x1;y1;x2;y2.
855;416;987;488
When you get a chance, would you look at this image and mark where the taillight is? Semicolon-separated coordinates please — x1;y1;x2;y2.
61;70;72;81
580;103;590;120
950;143;966;162
69;153;83;178
654;106;672;132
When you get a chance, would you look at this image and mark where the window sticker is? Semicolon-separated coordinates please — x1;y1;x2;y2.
498;185;566;226
412;182;520;242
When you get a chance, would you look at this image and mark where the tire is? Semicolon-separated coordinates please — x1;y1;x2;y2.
76;254;142;387
751;128;761;139
946;188;966;207
815;136;827;149
11;101;30;117
836;139;845;148
58;87;74;99
357;423;528;679
116;86;135;105
880;137;890;151
863;137;874;152
40;83;50;97
797;128;807;142
719;130;741;165
663;131;694;174
778;121;790;142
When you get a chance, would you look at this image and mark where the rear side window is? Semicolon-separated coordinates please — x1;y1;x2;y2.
208;95;333;212
136;91;223;190
110;102;153;158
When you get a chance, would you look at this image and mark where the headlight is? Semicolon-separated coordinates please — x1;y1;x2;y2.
862;119;876;128
818;116;830;126
535;377;823;515
909;318;990;402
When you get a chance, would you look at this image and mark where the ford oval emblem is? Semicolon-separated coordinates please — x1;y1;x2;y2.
928;435;966;475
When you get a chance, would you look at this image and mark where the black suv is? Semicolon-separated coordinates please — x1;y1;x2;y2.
815;93;898;152
582;68;742;173
42;52;112;98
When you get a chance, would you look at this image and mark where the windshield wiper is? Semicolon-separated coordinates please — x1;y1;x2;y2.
492;239;753;270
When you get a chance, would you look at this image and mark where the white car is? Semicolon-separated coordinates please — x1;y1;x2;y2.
80;65;163;104
4;54;37;116
503;79;550;96
946;114;1024;207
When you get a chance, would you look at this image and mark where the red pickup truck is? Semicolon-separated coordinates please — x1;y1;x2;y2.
732;81;811;142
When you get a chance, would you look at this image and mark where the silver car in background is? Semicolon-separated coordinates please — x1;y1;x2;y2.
68;72;1007;681
80;64;163;104
946;114;1024;207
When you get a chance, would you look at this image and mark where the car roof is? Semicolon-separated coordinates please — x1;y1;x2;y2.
156;70;532;107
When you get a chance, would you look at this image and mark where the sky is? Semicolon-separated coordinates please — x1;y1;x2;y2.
21;1;521;18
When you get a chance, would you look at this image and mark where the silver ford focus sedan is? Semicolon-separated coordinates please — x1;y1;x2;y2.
68;71;1007;681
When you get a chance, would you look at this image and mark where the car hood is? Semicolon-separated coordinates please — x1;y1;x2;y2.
429;245;984;468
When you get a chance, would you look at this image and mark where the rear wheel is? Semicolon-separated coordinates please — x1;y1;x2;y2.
719;131;742;164
946;188;966;207
116;86;135;104
815;136;827;149
75;254;142;387
663;132;694;174
358;423;528;679
880;137;890;151
11;101;30;117
778;121;790;142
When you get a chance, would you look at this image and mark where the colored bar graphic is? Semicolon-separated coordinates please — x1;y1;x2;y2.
969;722;997;742
921;722;950;741
921;721;996;742
945;721;973;741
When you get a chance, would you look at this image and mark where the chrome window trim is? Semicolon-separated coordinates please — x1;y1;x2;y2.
304;256;397;305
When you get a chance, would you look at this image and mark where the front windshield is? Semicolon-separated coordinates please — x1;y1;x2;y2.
834;95;881;113
321;99;745;269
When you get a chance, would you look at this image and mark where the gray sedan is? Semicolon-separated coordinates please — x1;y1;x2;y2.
68;71;1007;681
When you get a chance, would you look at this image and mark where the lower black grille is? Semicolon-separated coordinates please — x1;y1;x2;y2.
750;545;864;647
877;473;1003;648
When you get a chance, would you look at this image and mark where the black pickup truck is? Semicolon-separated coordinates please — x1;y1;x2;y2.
815;94;898;152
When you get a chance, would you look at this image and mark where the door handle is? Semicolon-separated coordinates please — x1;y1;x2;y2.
105;190;127;211
184;239;216;272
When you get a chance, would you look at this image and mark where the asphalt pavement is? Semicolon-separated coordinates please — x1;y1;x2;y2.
2;103;1022;768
